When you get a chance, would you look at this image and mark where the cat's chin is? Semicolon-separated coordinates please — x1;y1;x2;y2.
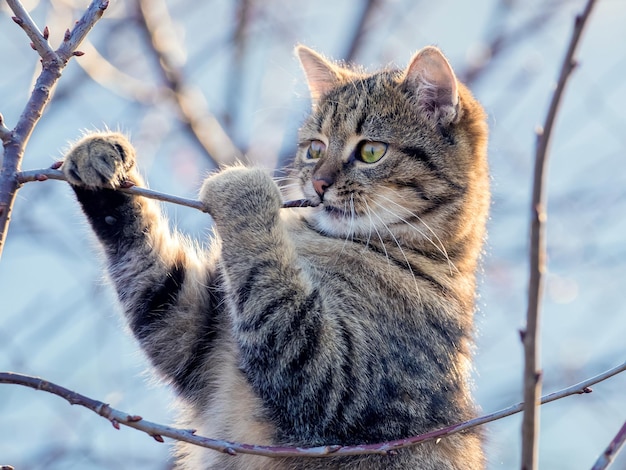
305;205;370;239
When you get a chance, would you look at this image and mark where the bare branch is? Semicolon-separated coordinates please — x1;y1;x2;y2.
16;166;317;211
56;1;109;60
343;0;379;63
135;0;243;167
1;361;624;459
6;0;56;61
591;421;626;470
74;40;161;104
0;0;109;262
0;114;11;144
521;1;598;468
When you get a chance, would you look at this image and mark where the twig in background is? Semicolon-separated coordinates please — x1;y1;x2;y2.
0;0;109;262
223;0;253;141
521;1;598;468
460;0;560;87
591;421;626;470
8;0;56;60
343;0;379;63
1;361;624;459
135;0;243;167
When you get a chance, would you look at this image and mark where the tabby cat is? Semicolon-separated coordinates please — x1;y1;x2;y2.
62;45;489;469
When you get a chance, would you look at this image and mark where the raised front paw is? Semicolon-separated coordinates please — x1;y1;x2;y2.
199;166;282;225
62;132;137;189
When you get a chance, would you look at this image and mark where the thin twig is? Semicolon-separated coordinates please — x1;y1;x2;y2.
16;167;317;211
0;0;109;262
6;0;56;61
521;1;597;468
1;361;624;459
591;421;626;470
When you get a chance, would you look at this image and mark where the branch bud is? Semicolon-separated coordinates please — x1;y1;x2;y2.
43;26;49;40
72;51;85;57
64;29;71;41
12;16;24;26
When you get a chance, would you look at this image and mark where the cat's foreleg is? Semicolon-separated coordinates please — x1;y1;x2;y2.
199;167;345;439
63;132;223;396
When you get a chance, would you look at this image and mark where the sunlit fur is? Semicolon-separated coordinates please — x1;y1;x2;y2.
62;45;489;469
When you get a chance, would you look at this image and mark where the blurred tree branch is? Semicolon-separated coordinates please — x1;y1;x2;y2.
591;421;626;470
1;361;624;459
0;0;109;261
521;0;597;468
134;0;243;167
460;0;562;87
343;0;379;63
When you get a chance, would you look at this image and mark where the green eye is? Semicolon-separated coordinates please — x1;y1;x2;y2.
307;140;326;160
358;141;388;163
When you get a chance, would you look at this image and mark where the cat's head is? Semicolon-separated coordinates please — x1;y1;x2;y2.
292;45;489;257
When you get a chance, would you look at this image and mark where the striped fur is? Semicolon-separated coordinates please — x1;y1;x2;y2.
62;45;489;469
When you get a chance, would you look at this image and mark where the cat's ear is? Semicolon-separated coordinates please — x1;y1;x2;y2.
296;45;345;104
402;46;459;126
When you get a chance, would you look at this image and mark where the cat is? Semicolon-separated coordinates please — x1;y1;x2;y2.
61;45;489;469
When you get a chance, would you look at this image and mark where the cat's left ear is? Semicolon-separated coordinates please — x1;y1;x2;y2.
402;46;460;126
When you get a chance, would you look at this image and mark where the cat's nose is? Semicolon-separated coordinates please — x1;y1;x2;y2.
313;176;333;198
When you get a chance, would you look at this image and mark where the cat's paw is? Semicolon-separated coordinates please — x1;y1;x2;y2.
62;132;137;189
199;166;282;223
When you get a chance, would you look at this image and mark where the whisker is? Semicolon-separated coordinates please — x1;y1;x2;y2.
369;207;421;300
364;201;390;266
337;197;353;257
374;195;458;275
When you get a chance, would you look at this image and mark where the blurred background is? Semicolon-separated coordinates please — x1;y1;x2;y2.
1;0;625;468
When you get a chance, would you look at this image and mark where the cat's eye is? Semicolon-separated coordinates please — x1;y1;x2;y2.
358;141;388;164
306;140;326;160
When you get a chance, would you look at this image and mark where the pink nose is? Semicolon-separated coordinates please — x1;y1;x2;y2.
313;176;332;197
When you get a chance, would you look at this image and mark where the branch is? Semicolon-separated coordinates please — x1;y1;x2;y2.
521;1;597;468
16;166;317;211
1;361;624;459
134;0;243;167
7;0;56;61
0;0;109;262
0;113;11;144
343;0;379;63
591;421;626;470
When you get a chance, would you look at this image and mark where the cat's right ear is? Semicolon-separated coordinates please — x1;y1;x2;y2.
295;45;342;105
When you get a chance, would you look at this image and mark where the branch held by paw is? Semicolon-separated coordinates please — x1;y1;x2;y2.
16;166;318;212
1;362;624;459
